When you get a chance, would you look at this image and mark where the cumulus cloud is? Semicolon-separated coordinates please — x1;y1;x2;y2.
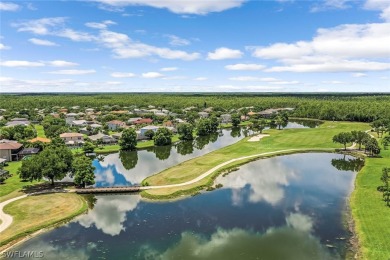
166;34;190;46
111;72;136;78
0;43;10;50
0;60;45;67
47;60;79;67
47;69;96;75
251;23;390;73
194;77;207;81
207;47;243;60
98;30;201;60
365;0;390;21
28;38;59;46
225;63;265;71
85;20;116;29
94;0;245;15
142;72;164;78
0;2;20;11
160;67;178;71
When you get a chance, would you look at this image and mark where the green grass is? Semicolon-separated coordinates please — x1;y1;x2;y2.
142;121;369;196
350;145;390;259
0;162;43;202
33;124;46;138
0;193;87;249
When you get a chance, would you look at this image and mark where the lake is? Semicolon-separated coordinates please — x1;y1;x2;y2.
92;120;321;187
13;153;361;259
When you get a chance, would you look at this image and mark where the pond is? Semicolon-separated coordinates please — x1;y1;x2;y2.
93;128;244;187
13;153;362;259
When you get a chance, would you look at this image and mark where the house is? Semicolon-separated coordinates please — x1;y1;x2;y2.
28;137;51;143
163;121;174;127
90;123;102;129
18;148;40;159
5;120;30;127
85;108;94;113
128;117;143;124
155;112;167;117
71;106;80;110
59;108;68;113
133;118;153;125
112;132;122;140
241;115;249;121
111;110;128;115
79;127;91;135
0;141;23;161
175;118;185;124
204;107;213;113
71;120;88;127
140;125;160;137
198;112;209;118
60;133;84;146
65;113;77;125
258;109;278;118
220;114;232;123
247;111;257;117
107;120;126;130
89;133;116;143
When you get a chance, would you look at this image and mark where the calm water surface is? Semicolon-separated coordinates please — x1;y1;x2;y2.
13;153;360;260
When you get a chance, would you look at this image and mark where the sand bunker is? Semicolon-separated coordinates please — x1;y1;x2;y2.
248;134;270;142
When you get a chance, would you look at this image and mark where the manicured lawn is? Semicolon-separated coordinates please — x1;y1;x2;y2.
0;162;43;202
33;124;46;138
350;146;390;259
142;121;369;194
0;193;87;248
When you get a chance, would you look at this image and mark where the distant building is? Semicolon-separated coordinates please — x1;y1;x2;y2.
0;141;23;161
18;148;40;159
133;118;153;125
198;112;209;118
5;120;30;127
220;114;232;123
140;125;159;137
60;133;84;146
85;108;94;113
28;137;51;143
163;121;174;127
89;133;116;144
107;120;126;130
128;117;143;124
71;120;88;127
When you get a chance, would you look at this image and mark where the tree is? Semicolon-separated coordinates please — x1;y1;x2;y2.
380;167;390;206
82;141;95;154
144;129;155;140
332;132;353;150
153;127;173;146
364;137;381;156
71;155;95;188
351;130;369;150
119;128;137;151
210;116;219;132
231;114;240;127
381;135;390;150
177;123;194;140
196;119;211;136
18;144;73;185
275;115;285;130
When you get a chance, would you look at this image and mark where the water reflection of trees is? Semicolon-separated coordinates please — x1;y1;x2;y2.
230;127;241;138
153;145;172;160
176;141;194;156
119;150;138;170
291;120;322;128
331;157;364;172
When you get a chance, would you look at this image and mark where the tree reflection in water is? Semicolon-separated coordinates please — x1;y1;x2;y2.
119;150;138;170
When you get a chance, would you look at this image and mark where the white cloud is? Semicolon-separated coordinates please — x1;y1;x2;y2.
47;69;96;75
0;43;10;50
352;72;366;77
162;76;187;80
225;63;265;71
207;47;243;60
229;76;277;82
0;60;45;67
252;23;390;73
166;34;190;46
194;77;207;81
12;17;96;42
85;20;116;29
28;38;59;46
94;0;245;15
47;60;79;67
160;67;178;71
286;213;313;232
12;17;66;35
98;30;200;60
265;60;390;72
311;0;353;12
365;0;390;21
142;72;164;78
321;80;345;84
110;72;136;78
0;2;20;11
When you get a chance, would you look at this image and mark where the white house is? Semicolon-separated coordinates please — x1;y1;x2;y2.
60;133;84;146
107;120;126;130
140;125;159;137
220;114;232;123
198;112;209;118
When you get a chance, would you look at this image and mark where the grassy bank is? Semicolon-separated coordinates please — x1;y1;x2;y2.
33;124;46;138
0;193;87;249
0;162;43;202
142;121;369;197
350;147;390;259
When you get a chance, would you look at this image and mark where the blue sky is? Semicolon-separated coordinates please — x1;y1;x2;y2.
0;0;389;92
